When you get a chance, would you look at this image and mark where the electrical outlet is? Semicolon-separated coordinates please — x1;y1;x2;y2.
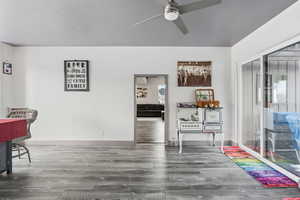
99;130;104;137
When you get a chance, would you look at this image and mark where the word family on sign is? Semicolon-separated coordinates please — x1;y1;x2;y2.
64;60;89;91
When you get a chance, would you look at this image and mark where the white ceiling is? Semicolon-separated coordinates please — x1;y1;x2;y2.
0;0;297;46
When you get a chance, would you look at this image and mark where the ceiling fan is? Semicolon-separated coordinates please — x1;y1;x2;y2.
133;0;221;35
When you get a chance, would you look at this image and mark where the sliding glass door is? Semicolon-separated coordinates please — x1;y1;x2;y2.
263;42;300;176
242;59;261;153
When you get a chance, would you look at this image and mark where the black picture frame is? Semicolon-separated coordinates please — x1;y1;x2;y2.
64;60;89;92
3;62;12;75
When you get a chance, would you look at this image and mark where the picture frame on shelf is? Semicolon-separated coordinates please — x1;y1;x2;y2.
195;89;214;102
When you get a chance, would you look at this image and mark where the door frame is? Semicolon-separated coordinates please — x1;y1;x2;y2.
134;74;169;145
237;35;300;185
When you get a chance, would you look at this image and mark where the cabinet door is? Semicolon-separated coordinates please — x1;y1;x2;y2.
204;110;221;123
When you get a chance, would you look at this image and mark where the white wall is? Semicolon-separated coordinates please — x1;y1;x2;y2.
0;43;15;117
13;47;232;141
136;76;165;105
231;1;300;143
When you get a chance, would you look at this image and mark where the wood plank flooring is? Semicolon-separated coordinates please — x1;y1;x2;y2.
136;118;164;143
0;143;300;200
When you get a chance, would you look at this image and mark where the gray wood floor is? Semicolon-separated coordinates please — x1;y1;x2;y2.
136;118;164;143
0;143;300;200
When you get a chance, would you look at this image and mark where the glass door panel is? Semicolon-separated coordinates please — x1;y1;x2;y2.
242;59;261;153
264;42;300;176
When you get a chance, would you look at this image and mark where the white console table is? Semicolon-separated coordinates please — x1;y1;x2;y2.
177;104;224;154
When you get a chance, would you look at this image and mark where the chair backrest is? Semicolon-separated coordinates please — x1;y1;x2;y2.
7;108;38;140
286;113;300;150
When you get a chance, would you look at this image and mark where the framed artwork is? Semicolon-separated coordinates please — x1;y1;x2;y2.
64;60;89;91
136;87;148;98
3;62;12;75
195;89;214;102
177;61;212;87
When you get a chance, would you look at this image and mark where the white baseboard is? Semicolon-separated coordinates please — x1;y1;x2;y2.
27;140;135;146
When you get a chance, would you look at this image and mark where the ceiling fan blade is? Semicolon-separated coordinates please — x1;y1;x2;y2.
173;16;188;34
178;0;221;14
132;14;163;27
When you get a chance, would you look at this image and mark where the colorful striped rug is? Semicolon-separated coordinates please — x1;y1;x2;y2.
224;146;298;188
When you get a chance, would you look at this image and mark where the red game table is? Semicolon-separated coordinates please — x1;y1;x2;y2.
0;119;27;174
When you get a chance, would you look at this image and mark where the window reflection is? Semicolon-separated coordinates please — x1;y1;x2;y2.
264;42;300;176
242;59;261;153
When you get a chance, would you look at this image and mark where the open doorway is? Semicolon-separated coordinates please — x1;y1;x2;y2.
134;74;168;144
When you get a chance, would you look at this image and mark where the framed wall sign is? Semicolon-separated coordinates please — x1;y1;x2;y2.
64;60;89;91
3;62;12;75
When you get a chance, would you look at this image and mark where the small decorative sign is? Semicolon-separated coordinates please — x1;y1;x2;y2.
64;60;89;91
3;62;12;75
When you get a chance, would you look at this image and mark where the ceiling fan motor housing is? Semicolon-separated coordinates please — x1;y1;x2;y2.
164;3;179;21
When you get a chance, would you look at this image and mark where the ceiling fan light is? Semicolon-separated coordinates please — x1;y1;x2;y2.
164;4;179;21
